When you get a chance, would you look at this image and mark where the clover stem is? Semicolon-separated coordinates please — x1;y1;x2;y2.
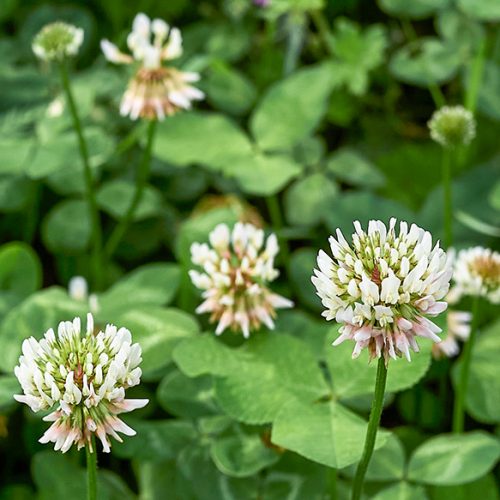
86;436;98;500
59;61;103;290
442;147;453;248
452;295;481;433
351;357;388;500
104;120;157;259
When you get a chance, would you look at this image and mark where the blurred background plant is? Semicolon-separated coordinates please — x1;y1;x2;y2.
0;0;499;498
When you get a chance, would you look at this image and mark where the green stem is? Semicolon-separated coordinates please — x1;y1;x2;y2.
266;194;290;266
465;37;486;113
442;148;453;248
104;120;157;258
329;467;338;500
86;438;97;500
452;296;481;433
59;62;103;290
351;357;388;500
283;12;305;75
310;9;333;55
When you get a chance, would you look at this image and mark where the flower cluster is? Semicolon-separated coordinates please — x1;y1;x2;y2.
428;105;476;148
189;223;293;338
14;314;148;453
32;22;84;62
432;310;471;359
101;13;204;120
450;246;500;304
312;219;452;363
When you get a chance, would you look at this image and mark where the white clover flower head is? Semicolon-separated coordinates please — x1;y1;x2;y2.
14;314;148;453
432;310;472;359
312;219;452;363
100;12;204;121
428;105;476;148
32;22;84;62
189;222;293;338
450;246;500;304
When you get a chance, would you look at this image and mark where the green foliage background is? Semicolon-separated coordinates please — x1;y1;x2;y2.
0;0;499;498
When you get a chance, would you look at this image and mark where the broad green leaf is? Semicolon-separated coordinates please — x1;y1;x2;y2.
429;473;500;500
452;319;500;423
271;398;389;469
210;432;281;477
96;180;163;221
42;200;91;254
326;148;385;189
0;375;19;412
407;432;500;485
0;138;33;175
32;451;135;500
222;153;302;196
378;0;450;19
113;419;196;461
373;482;428;500
0;287;86;372
342;434;406;481
389;38;461;86
205;63;257;115
0;176;31;211
153;112;252;169
113;306;199;378
98;263;181;314
214;334;329;424
457;0;500;21
157;370;218;418
325;328;433;398
284;173;338;226
477;62;500;121
0;242;42;298
250;63;337;152
173;335;248;378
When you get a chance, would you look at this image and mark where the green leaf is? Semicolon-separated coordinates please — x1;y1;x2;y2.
429;473;500;500
153;112;252;169
214;334;329;424
0;287;86;372
0;242;42;298
0;138;33;175
210;431;281;477
113;419;196;461
0;176;31;211
271;398;389;469
96;180;163;221
456;0;500;21
250;63;336;152
205;63;257;115
325;329;433;398
407;432;500;485
389;38;461;86
477;61;500;121
452;319;500;423
42;200;90;254
489;181;500;211
342;434;406;481
326;148;385;189
372;482;428;500
223;153;302;196
157;370;218;418
113;307;199;378
284;173;338;226
0;375;19;412
98;263;181;314
378;0;450;19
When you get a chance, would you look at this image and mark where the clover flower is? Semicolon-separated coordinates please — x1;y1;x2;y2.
14;314;148;453
432;310;472;359
32;22;84;62
189;223;293;338
428;105;476;148
100;13;204;120
450;246;500;304
68;276;99;313
312;219;452;363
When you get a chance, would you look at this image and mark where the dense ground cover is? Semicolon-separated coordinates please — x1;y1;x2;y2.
0;0;499;498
